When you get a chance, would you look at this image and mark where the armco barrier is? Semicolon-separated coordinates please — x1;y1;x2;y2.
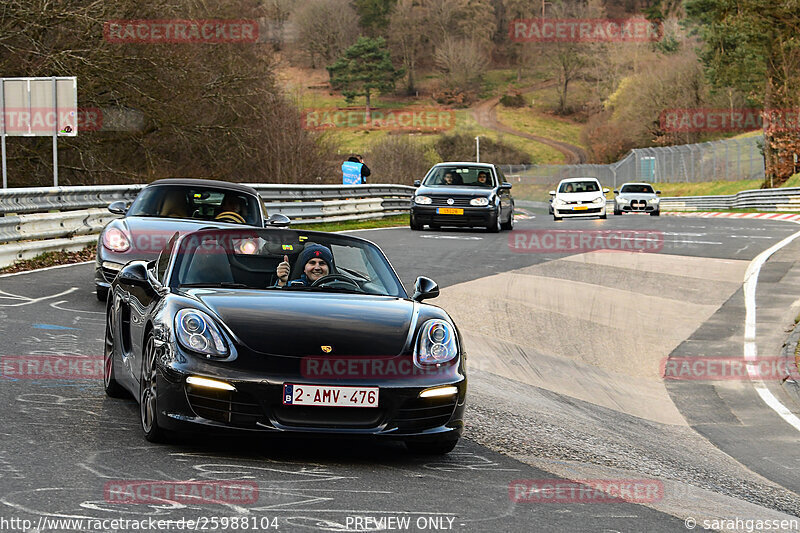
0;183;415;268
659;187;800;211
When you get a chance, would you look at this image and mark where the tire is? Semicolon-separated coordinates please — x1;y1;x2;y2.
599;213;607;220
500;211;514;230
96;285;109;302
614;206;621;216
488;213;501;233
650;210;660;216
410;217;422;231
140;334;168;443
553;215;561;221
103;306;127;398
406;438;459;455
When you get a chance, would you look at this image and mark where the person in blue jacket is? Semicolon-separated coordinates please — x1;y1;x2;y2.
275;244;335;287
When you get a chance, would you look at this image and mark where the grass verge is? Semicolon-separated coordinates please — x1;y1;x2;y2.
0;244;97;275
289;214;410;232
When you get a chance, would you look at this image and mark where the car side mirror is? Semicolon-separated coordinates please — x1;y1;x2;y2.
602;188;610;194
500;182;512;190
412;276;439;302
414;180;421;187
613;190;619;195
264;213;291;227
117;261;149;287
656;190;662;195
549;190;556;196
108;201;128;215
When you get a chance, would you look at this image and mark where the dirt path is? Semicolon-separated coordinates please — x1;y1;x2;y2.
471;80;589;164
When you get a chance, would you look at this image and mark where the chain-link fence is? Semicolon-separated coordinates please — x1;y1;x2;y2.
500;135;765;188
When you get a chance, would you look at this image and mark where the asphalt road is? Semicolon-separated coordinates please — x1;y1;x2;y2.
1;210;800;532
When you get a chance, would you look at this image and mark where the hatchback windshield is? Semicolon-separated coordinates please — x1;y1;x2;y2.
620;184;655;194
127;185;261;226
423;166;496;187
559;181;600;193
169;229;407;298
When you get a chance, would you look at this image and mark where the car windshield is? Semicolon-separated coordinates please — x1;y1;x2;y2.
169;229;407;298
620;184;655;194
127;185;261;226
422;167;496;187
559;181;600;193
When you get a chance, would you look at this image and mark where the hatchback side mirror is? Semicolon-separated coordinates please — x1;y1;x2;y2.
602;188;610;194
412;276;439;302
549;190;556;196
500;182;512;190
108;201;128;215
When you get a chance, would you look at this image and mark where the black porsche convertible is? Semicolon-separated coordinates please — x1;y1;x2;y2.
103;227;466;454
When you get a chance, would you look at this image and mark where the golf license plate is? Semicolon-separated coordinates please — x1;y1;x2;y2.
282;384;379;408
573;205;588;210
437;207;463;215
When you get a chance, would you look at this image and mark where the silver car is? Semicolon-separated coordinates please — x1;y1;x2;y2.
613;182;661;216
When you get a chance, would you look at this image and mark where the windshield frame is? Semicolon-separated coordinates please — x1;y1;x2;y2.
166;228;408;299
422;165;497;188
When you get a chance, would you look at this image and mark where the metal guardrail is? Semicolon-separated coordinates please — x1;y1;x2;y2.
659;187;800;211
0;183;415;268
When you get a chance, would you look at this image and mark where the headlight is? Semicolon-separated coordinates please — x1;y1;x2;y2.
102;227;130;252
175;309;228;358
616;197;629;203
555;198;566;206
469;197;489;206
650;197;660;203
415;319;458;366
414;195;432;205
592;196;605;204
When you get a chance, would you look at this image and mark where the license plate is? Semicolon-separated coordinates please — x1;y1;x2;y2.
436;207;463;215
573;205;588;210
282;384;379;408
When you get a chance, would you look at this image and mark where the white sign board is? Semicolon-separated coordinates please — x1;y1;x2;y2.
1;77;77;137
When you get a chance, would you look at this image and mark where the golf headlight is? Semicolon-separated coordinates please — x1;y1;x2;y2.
102;227;131;252
555;198;566;206
650;197;660;203
470;197;489;206
414;195;432;205
592;196;605;204
415;319;458;366
175;309;228;357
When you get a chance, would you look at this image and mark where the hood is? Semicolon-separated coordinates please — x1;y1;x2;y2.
189;289;415;357
416;185;493;197
555;191;605;202
108;216;244;261
618;192;657;199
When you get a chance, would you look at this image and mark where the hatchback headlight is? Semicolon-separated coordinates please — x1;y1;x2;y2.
555;198;566;206
592;196;605;204
469;197;489;206
414;195;432;205
415;319;458;366
175;309;228;358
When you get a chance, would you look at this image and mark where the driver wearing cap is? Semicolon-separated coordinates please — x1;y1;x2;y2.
275;244;335;287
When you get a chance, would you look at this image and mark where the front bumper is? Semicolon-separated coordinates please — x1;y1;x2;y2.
154;350;467;439
411;205;496;227
553;205;606;218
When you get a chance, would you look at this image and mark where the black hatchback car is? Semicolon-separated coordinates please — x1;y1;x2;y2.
410;162;514;232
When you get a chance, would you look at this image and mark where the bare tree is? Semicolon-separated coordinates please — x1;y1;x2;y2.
292;0;359;68
434;36;488;89
388;0;429;94
262;0;294;50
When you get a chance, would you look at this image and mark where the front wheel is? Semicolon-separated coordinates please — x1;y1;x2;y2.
650;210;660;217
500;211;514;230
488;213;501;233
96;285;109;302
104;307;127;398
553;215;562;221
599;213;607;220
613;207;621;216
140;334;168;443
410;216;422;231
406;438;459;455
